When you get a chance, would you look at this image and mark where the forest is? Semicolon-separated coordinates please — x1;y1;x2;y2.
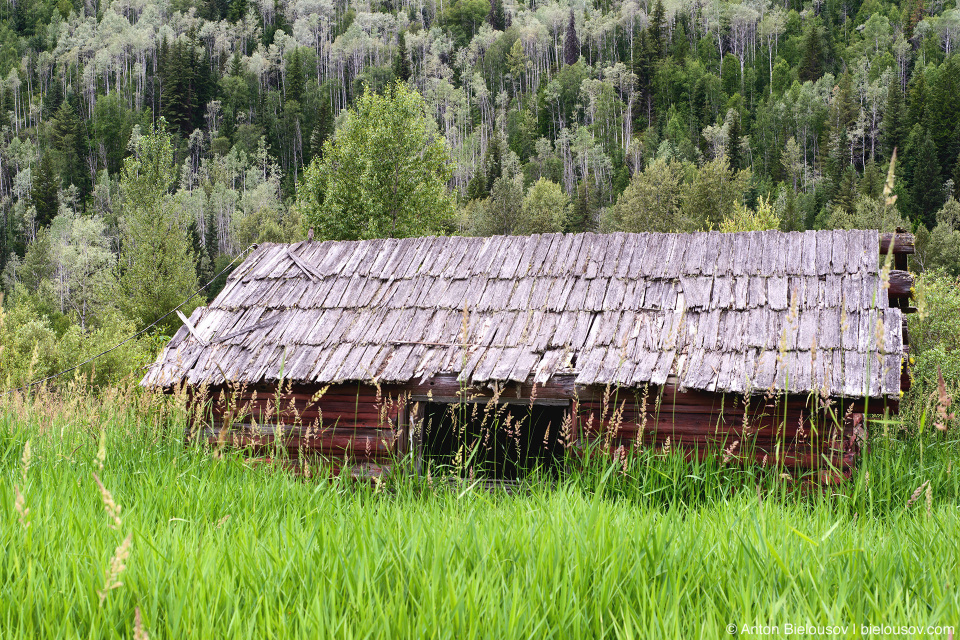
0;0;959;388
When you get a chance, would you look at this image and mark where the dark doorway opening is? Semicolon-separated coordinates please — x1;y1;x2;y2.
420;401;567;480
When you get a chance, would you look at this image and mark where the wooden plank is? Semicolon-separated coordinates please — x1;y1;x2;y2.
625;233;649;277
800;231;818;277
513;235;540;278
682;233;707;275
650;350;676;385
639;234;667;275
569;311;597;349
533;349;565;384
176;310;209;346
767;276;789;310
530;234;562;276
496;236;526;279
747;276;766;309
680;276;712;310
760;230;779;275
547;278;576;312
783;232;803;275
601;277;627;311
662;234;688;279
584;278;609;311
614;234;639;278
598;233;627;278
846;229;867;274
719;233;741;276
831;229;848;274
564;276;590;310
744;231;764;275
564;233;590;276
506;348;540;383
815;230;832;276
716;310;744;352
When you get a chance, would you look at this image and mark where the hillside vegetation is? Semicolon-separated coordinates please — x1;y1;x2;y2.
2;0;960;373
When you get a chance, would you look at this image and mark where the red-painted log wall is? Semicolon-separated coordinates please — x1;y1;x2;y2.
188;375;873;476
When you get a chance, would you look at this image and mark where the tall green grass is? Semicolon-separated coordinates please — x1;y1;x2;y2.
2;386;958;638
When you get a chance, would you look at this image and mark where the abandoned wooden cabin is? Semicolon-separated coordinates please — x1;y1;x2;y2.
142;229;914;479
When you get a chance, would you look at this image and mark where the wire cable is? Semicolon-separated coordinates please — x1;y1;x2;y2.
4;244;258;396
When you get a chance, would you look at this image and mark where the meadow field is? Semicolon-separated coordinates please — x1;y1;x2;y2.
2;385;958;639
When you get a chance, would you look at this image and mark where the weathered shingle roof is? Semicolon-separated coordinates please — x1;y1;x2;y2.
143;230;904;399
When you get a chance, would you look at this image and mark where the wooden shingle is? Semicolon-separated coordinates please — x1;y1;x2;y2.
143;231;905;400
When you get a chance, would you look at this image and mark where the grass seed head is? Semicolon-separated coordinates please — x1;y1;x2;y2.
14;485;30;528
906;480;930;510
722;439;740;464
134;606;148;640
93;472;123;531
96;429;107;470
21;440;31;484
98;533;133;604
935;366;955;432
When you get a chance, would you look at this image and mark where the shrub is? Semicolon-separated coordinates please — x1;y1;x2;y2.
904;270;960;432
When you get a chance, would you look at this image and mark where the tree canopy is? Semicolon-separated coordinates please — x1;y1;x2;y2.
297;83;455;241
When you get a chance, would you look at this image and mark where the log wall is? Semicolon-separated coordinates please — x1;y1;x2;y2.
190;375;879;476
574;386;868;472
195;383;403;474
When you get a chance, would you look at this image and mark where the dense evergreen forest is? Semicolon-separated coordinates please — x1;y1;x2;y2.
0;0;959;387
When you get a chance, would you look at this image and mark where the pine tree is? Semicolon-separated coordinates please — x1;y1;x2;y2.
229;51;243;77
467;172;488;200
194;46;215;131
912;131;944;228
904;0;925;38
835;71;857;133
392;32;412;82
42;80;63;119
633;29;655;129
901;124;925;188
204;210;219;260
228;0;247;21
799;23;824;82
881;80;905;159
31;154;58;228
485;139;503;192
188;218;205;274
118;119;200;333
907;71;927;130
834;167;859;215
286;49;305;103
487;0;505;31
648;0;666;59
51;99;89;200
782;188;801;231
310;96;334;161
952;154;960;200
566;179;595;232
564;10;580;66
860;158;883;199
726;110;743;170
160;40;197;135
